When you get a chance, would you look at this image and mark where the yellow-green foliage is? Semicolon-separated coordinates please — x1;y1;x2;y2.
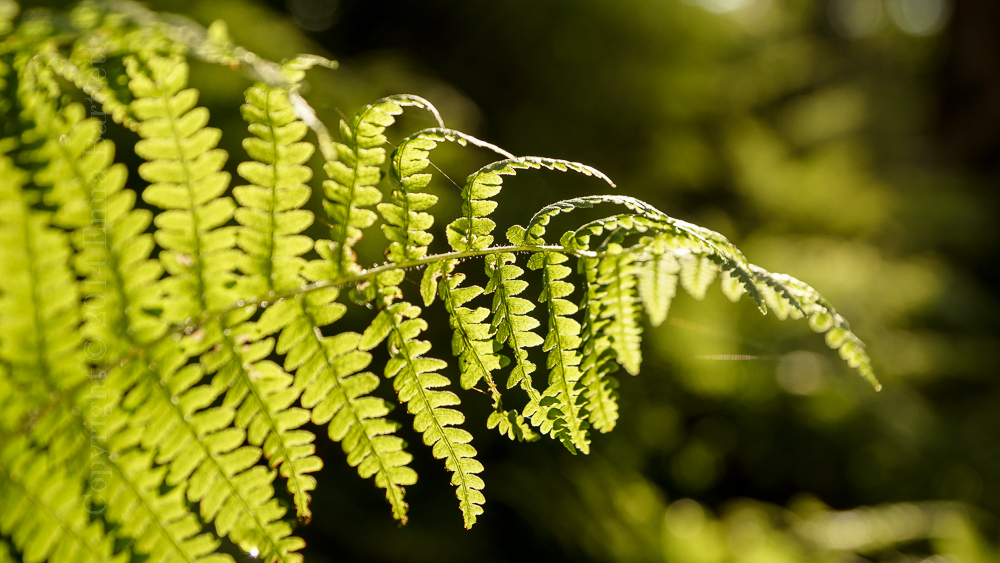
0;2;878;563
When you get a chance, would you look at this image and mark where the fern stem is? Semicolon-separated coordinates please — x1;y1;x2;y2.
96;245;593;371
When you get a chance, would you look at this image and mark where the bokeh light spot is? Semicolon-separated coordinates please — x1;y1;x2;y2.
777;351;826;395
887;0;950;36
665;499;706;538
827;511;871;549
828;0;885;38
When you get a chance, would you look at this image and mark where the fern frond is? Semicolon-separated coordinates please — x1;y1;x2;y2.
21;86;272;558
0;436;123;563
597;246;644;376
265;286;416;524
321;95;442;276
0;178;227;563
234;82;323;518
23;103;103;228
0;540;15;563
75;166;164;357
635;236;680;327
0;157;86;397
381;128;512;265
511;216;604;448
41;50;137;131
530;195;765;312
295;315;417;524
387;130;544;444
437;267;538;442
484;251;544;401
577;256;621;433
749;266;880;390
237;82;415;521
447;157;612;253
564;208;877;387
235;83;314;296
201;327;316;526
0;13;887;551
92;433;234;563
127;52;318;537
482;248;585;448
360;273;485;529
527;248;591;454
117;343;302;563
438;269;503;393
125;53;237;319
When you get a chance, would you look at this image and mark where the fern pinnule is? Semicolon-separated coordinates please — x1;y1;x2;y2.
361;272;485;529
381;127;513;265
296;320;417;524
635;236;680;327
677;251;719;302
437;266;538;442
391;128;514;189
322;95;443;276
484;252;553;436
577;255;621;433
527;249;591;454
235;83;315;296
446;157;612;253
125;53;237;319
0;435;124;563
597;245;644;376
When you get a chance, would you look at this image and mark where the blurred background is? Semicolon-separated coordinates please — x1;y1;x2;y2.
32;0;1000;560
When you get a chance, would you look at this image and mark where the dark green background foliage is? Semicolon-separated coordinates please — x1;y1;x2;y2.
9;0;1000;562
